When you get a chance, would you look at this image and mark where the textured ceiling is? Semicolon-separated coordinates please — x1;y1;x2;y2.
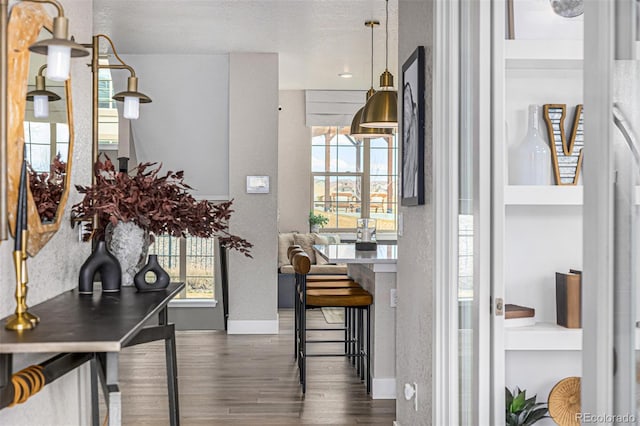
93;0;399;90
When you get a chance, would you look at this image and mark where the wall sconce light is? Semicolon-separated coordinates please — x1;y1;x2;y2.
24;0;89;81
360;0;398;129
26;65;61;118
89;34;152;121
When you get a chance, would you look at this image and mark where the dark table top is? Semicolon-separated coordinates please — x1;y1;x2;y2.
0;283;184;353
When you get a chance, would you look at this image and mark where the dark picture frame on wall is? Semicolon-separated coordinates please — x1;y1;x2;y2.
401;46;425;206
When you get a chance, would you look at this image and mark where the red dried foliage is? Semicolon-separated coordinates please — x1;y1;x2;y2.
28;155;66;223
72;156;252;257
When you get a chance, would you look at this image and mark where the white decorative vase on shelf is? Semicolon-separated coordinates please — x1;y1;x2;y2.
509;104;552;185
105;221;151;287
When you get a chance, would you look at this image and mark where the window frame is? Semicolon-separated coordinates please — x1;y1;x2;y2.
311;126;397;233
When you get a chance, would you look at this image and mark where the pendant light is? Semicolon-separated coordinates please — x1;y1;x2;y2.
360;0;397;128
26;65;61;119
350;21;393;139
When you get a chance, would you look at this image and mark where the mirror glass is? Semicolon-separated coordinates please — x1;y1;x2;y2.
24;28;70;224
7;2;75;256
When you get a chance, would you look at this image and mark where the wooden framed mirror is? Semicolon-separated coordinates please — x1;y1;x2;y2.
7;2;74;256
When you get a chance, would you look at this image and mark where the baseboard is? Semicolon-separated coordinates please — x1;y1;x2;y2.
227;319;279;334
372;378;397;399
393;422;400;426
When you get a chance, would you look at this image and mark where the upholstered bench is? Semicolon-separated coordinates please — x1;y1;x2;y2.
277;232;347;308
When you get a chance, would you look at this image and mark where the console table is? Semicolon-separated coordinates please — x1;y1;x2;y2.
0;282;184;426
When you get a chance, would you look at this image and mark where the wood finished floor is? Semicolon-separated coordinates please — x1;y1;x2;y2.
109;309;395;425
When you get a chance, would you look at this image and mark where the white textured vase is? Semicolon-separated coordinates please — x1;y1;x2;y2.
105;221;150;287
509;104;552;185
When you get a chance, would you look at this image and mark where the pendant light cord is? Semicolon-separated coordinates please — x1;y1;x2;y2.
385;0;389;70
370;22;374;87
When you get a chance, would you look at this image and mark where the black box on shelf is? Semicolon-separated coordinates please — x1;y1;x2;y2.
556;271;581;329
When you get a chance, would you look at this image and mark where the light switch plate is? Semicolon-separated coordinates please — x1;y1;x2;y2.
246;176;270;193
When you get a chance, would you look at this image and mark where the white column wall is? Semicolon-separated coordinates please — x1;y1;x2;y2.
396;0;435;424
227;53;279;333
277;90;311;233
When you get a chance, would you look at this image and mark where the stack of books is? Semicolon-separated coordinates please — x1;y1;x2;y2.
505;304;535;327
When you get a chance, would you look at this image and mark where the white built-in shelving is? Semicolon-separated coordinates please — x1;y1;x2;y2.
504;185;583;205
504;185;640;206
505;40;583;69
505;323;640;351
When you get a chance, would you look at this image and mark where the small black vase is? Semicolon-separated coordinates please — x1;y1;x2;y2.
79;241;122;294
134;255;170;292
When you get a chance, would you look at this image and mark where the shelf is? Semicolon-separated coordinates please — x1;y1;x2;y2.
505;185;640;206
506;322;640;351
504;185;582;206
505;322;581;351
505;40;583;70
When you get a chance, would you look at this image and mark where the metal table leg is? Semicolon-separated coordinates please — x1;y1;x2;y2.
160;307;180;426
103;352;121;426
90;355;99;426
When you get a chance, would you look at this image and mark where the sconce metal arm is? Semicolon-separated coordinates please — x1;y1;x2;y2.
19;0;63;17
88;34;136;77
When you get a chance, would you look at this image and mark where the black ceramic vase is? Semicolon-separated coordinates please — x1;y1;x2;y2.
134;255;170;292
78;241;122;294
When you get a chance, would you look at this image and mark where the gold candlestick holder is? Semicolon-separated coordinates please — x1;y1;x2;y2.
5;230;39;331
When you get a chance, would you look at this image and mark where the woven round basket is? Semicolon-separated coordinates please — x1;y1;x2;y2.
548;376;581;426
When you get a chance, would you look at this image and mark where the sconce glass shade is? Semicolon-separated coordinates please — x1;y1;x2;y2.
360;89;398;128
46;45;71;81
27;73;60;119
33;95;49;118
123;96;140;120
113;76;152;120
29;16;90;81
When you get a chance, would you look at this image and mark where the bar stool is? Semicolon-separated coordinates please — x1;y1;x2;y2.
292;251;372;394
288;246;359;364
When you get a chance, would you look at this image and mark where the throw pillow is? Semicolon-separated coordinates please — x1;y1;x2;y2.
293;233;316;264
277;233;296;268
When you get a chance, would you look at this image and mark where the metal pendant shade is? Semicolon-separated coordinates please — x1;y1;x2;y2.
112;76;152;104
360;0;397;129
360;89;397;128
29;17;89;58
26;75;60;102
350;20;393;139
350;105;394;138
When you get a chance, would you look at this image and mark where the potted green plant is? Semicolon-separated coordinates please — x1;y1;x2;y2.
309;211;329;233
505;387;548;426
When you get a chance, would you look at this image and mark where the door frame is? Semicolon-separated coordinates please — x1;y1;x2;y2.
432;0;493;423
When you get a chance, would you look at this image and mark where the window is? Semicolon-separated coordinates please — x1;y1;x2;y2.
311;126;398;232
24;121;69;172
98;61;119;150
149;235;217;300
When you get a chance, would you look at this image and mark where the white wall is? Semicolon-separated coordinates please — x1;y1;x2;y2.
0;0;93;424
227;53;279;333
115;54;230;198
396;0;434;424
278;90;311;233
